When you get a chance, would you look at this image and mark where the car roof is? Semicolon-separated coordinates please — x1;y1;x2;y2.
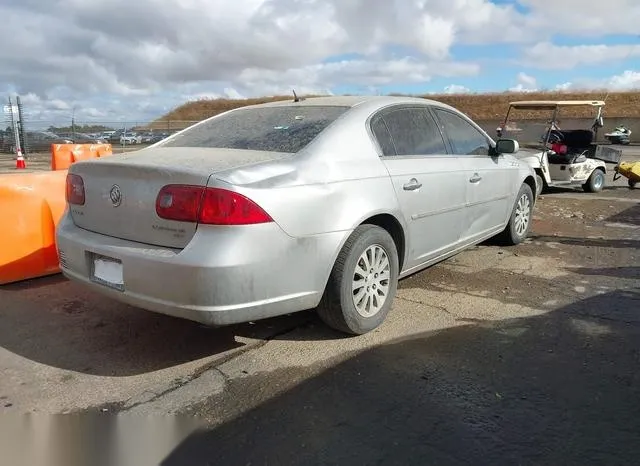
244;95;456;111
509;100;606;110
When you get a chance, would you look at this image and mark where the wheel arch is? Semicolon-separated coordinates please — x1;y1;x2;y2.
317;211;407;303
359;213;407;272
523;175;537;201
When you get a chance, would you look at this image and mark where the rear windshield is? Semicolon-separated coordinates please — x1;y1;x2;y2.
160;105;350;153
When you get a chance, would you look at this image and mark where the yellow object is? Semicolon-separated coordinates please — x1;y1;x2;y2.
616;161;640;188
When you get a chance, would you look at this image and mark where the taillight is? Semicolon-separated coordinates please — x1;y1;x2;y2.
156;185;204;222
65;173;85;205
155;185;273;225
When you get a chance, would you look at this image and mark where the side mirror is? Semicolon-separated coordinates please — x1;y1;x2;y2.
495;138;519;154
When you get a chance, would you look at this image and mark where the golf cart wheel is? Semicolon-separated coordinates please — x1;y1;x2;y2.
630;179;638;189
583;168;605;193
317;224;399;335
535;174;544;196
497;183;534;246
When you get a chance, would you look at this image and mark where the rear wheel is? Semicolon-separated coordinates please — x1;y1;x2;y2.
629;179;637;189
583;168;605;193
317;224;399;335
497;183;533;246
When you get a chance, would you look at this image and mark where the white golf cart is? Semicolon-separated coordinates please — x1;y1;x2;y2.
496;100;623;195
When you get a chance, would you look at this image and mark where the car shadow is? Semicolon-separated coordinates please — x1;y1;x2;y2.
605;203;640;226
568;266;640;280
161;290;640;466
0;275;320;377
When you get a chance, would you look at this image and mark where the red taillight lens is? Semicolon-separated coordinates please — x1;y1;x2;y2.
155;185;273;225
156;185;205;222
65;174;85;205
199;187;273;225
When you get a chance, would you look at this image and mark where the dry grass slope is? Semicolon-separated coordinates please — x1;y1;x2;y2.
153;90;640;129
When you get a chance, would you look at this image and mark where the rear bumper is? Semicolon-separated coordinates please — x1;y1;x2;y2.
55;212;348;326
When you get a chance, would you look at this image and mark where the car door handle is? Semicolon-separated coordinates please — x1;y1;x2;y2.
469;173;482;183
403;178;422;191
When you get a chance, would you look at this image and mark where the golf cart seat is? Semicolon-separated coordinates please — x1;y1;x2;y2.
557;129;594;148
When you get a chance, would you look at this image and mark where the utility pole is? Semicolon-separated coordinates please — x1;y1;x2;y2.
7;96;23;161
72;105;77;140
16;95;27;157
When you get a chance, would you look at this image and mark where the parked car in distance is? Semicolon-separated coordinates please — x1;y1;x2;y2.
120;133;142;144
56;95;537;335
58;132;108;144
2;130;73;153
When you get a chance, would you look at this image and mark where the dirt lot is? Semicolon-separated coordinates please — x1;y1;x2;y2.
0;150;639;464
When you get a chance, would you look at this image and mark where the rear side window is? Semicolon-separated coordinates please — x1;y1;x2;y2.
161;105;350;153
376;107;447;156
433;108;491;156
370;115;396;156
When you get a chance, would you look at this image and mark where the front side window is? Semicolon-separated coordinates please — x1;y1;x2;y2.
433;108;491;156
377;107;447;156
160;105;350;153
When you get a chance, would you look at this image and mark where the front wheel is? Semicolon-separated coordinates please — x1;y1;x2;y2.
497;183;534;246
630;179;637;189
583;168;605;193
317;224;399;335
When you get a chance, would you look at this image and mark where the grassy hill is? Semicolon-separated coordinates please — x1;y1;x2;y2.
151;90;640;130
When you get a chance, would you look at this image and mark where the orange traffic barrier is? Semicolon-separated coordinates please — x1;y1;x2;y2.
51;143;112;171
0;170;68;285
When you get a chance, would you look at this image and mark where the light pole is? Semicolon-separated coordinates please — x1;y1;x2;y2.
71;105;77;140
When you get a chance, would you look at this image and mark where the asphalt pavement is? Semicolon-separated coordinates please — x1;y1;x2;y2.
0;147;639;465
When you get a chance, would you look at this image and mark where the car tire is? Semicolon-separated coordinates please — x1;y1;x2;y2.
629;179;637;189
317;224;399;335
497;183;534;246
583;168;605;193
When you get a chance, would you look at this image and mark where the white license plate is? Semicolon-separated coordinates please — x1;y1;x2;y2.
92;256;124;290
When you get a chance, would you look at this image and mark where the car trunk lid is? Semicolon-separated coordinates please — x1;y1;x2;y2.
68;147;288;248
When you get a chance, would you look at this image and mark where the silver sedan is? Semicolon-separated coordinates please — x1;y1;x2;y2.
56;95;537;335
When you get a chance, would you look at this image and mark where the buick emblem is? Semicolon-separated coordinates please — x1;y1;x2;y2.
109;184;122;207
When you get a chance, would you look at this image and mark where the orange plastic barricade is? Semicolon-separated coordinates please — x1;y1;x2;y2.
0;170;68;285
51;143;112;171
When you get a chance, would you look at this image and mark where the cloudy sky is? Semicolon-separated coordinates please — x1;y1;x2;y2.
2;0;639;126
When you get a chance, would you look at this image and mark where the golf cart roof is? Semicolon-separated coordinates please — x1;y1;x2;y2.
508;100;606;110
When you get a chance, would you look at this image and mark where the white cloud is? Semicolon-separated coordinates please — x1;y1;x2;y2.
552;70;640;91
509;72;538;92
608;70;640;89
519;0;640;37
522;42;640;69
223;88;246;100
443;84;472;94
554;82;573;91
1;0;640;123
